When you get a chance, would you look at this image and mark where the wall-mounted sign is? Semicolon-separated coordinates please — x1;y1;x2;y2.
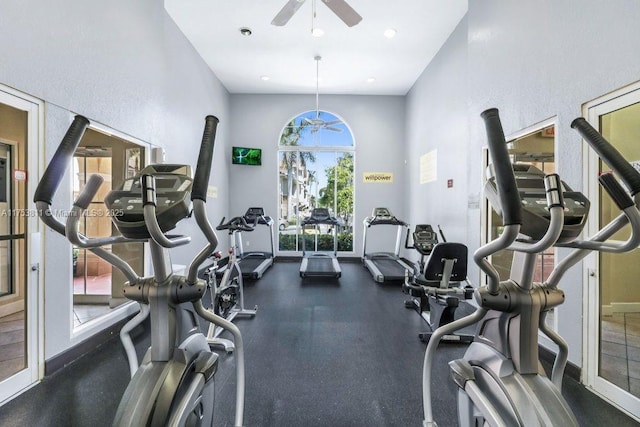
363;172;393;183
420;150;437;184
207;185;218;198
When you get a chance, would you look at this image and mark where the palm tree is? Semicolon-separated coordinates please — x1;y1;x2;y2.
307;169;318;208
280;118;314;221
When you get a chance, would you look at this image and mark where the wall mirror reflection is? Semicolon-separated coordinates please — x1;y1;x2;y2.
71;128;146;328
484;122;556;328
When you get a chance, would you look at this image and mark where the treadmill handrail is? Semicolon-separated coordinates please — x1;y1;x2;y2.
301;217;339;226
363;215;407;227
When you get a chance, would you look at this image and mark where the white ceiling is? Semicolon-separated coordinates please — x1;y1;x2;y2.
164;0;468;95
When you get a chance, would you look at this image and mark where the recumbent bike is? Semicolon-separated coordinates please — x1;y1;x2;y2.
35;115;246;426
403;225;474;343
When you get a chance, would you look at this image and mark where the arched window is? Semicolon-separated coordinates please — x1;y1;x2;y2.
277;110;355;253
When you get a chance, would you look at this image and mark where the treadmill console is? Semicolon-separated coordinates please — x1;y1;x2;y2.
413;224;439;255
366;207;405;226
485;163;590;243
302;208;338;225
373;207;392;218
243;207;273;226
105;164;193;239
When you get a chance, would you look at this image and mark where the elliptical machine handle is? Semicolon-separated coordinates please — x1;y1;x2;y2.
480;108;522;226
437;225;447;243
599;173;635;211
34;115;90;205
186;116;221;284
571;118;640;196
74;174;104;210
191;115;219;202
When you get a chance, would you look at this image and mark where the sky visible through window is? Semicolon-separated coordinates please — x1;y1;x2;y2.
280;110;354;203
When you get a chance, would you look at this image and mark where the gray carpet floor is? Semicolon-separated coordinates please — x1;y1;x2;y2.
0;260;637;426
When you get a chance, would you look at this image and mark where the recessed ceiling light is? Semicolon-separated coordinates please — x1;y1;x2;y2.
384;28;397;38
367;77;376;83
239;27;252;36
311;27;325;37
260;75;270;81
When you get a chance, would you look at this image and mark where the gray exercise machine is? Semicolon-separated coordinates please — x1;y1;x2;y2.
422;108;640;426
235;207;275;279
362;207;414;282
35;115;246;426
299;207;341;278
203;216;257;352
403;225;474;343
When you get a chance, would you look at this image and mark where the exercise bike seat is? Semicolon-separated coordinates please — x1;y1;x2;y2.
415;242;468;290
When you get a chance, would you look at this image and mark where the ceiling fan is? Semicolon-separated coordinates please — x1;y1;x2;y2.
305;56;343;133
271;0;362;28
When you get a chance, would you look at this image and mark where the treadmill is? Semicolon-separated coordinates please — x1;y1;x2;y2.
235;207;275;279
362;207;414;283
299;208;341;278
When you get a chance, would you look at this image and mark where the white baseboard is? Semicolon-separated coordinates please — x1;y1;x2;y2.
601;302;640;315
0;299;25;317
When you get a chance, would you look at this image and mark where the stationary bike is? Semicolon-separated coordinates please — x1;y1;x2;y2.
422;108;640;426
203;216;258;352
35;115;246;426
403;225;474;343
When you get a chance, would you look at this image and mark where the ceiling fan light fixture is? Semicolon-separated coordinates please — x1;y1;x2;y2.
311;27;325;37
384;28;397;39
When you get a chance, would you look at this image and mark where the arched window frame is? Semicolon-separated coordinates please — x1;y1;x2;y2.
276;110;355;255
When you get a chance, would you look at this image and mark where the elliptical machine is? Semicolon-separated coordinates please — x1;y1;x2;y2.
422;108;640;426
35;115;247;426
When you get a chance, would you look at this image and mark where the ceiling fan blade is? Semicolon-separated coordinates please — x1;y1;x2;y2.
271;0;307;26
303;117;314;125
321;0;362;27
323;120;343;126
324;126;344;133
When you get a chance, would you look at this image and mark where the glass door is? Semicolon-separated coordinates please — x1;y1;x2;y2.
585;87;640;421
0;88;42;404
71;129;145;328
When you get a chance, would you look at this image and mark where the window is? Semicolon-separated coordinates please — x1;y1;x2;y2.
278;110;354;253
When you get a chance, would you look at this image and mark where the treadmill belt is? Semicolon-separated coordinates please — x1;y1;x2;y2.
373;258;406;279
239;257;264;274
307;258;335;273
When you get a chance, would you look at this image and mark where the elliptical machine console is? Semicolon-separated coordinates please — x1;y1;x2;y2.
105;164;193;239
484;163;590;243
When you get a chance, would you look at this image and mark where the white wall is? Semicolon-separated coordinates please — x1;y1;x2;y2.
406;0;640;365
0;0;231;359
405;16;469;262
229;94;407;256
